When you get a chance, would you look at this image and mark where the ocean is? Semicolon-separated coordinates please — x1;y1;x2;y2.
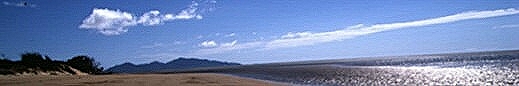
173;50;519;85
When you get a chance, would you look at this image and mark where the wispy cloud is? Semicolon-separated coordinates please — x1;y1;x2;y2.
141;43;165;49
195;8;519;55
173;41;187;45
265;8;519;49
195;41;264;55
141;41;186;49
280;31;313;39
493;24;519;29
199;40;238;48
196;35;204;39
2;1;37;8
79;0;216;35
224;33;236;37
220;40;238;47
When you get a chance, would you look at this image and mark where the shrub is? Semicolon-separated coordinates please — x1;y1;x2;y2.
67;55;103;74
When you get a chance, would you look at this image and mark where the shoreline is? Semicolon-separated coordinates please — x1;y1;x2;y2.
0;73;288;86
216;73;293;86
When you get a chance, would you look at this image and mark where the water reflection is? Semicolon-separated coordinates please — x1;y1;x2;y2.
269;64;519;85
174;51;519;85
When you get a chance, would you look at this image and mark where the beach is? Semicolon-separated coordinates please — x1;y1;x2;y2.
0;73;287;86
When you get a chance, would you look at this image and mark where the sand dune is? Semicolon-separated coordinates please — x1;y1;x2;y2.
0;73;286;86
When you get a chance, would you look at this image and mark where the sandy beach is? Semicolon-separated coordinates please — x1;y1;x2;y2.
0;73;287;86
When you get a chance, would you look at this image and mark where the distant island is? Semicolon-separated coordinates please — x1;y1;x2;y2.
106;57;241;73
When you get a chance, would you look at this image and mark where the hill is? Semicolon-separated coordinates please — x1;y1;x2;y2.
105;58;241;73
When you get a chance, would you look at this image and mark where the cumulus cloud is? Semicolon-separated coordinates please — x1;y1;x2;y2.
195;8;519;54
137;11;164;26
2;1;37;8
173;1;204;20
79;0;215;35
79;8;137;35
200;40;218;47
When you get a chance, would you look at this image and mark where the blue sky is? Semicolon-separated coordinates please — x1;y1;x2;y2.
1;0;518;68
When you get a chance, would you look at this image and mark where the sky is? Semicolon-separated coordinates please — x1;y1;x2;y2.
1;0;518;68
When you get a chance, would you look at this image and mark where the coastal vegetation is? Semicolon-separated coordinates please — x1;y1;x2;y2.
0;52;103;75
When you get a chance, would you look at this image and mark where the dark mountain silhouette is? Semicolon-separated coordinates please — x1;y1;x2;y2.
106;57;241;73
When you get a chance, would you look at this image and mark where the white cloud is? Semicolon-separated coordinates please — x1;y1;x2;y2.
493;24;519;29
265;8;519;49
79;8;137;35
196;35;204;39
199;40;238;48
141;43;165;49
173;41;186;45
224;33;236;37
200;40;218;47
280;32;313;39
173;1;203;20
136;1;205;26
2;1;37;8
137;10;164;26
140;41;185;49
194;8;519;55
79;0;215;35
221;40;238;47
195;41;265;55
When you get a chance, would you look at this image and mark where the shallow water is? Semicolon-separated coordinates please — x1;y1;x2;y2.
175;50;519;85
240;64;519;86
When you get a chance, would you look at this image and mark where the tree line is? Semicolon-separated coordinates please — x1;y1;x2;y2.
0;52;103;75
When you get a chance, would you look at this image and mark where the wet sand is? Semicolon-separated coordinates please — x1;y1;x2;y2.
0;73;287;86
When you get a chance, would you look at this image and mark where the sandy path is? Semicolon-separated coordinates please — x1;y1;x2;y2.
0;73;287;86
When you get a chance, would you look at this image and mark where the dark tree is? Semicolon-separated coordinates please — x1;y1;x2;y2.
20;53;45;68
67;55;103;74
0;58;14;69
0;53;9;64
44;55;52;62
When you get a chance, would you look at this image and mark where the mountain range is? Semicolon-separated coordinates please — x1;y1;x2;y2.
105;58;241;73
